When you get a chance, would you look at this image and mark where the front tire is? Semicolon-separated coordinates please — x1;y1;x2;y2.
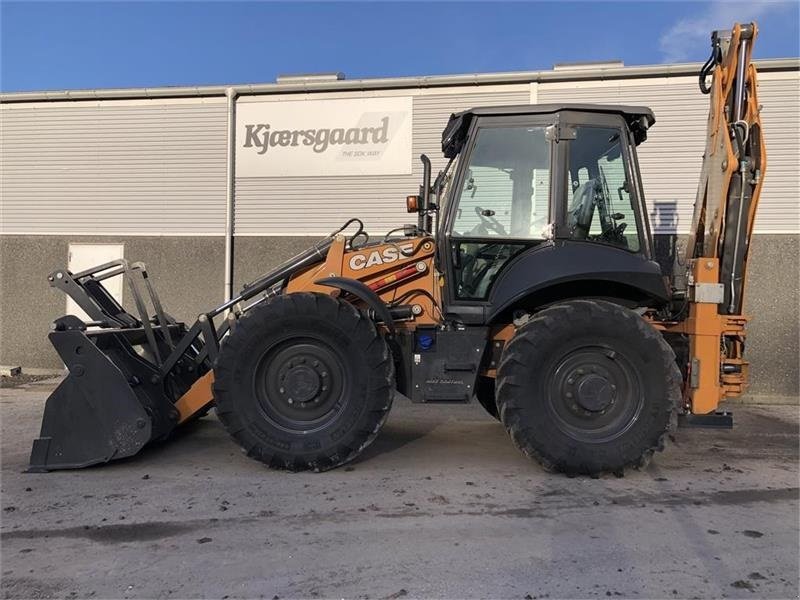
496;299;680;476
213;292;395;471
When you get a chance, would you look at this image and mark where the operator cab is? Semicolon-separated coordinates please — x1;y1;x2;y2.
431;104;665;322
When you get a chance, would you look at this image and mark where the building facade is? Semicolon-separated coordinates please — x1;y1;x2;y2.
1;59;798;400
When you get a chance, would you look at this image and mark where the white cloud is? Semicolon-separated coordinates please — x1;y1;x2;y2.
658;0;790;63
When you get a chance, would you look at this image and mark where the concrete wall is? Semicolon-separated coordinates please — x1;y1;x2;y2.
742;235;799;399
1;233;796;400
0;235;225;369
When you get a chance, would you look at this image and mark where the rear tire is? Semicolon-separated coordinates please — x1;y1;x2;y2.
213;292;395;471
496;299;680;476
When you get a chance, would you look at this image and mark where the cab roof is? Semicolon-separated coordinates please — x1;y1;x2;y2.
441;103;655;158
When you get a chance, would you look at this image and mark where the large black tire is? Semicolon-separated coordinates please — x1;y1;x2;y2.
496;299;681;476
213;292;395;471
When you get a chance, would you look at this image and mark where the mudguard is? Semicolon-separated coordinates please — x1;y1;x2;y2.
487;241;669;322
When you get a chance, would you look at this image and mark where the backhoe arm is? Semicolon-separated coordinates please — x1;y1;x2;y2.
670;22;766;415
686;22;766;314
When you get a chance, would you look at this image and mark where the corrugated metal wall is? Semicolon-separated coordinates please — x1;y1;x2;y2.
0;70;796;237
234;87;531;235
0;98;227;235
536;72;799;234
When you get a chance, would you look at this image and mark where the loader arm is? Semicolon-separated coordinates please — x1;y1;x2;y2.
663;22;766;414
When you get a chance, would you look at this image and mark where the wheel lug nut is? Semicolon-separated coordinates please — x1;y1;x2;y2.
299;357;305;364
566;392;573;399
279;387;285;394
321;386;327;392
577;369;585;375
321;372;328;378
288;398;294;404
313;360;320;367
567;377;574;385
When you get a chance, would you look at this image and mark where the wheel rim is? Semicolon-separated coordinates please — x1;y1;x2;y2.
546;345;643;443
253;337;346;433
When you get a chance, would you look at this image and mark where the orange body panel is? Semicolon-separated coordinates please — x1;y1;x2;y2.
286;235;442;328
175;370;216;424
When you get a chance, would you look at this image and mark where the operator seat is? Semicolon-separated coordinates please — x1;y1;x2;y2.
568;179;597;239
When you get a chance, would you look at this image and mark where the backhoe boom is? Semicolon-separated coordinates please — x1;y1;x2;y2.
665;22;766;414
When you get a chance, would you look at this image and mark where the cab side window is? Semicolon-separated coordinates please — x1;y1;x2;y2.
452;126;551;240
566;126;640;252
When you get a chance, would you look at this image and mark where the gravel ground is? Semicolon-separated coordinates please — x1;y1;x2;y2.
1;378;798;599
0;374;59;389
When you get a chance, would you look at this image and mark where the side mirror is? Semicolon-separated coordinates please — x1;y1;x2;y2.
406;195;421;213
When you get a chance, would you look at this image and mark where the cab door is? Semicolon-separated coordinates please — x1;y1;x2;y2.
441;116;555;319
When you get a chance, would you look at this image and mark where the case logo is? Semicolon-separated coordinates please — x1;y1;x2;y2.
349;243;414;271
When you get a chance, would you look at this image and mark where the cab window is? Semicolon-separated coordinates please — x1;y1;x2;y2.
449;125;551;300
451;126;551;239
566;126;640;252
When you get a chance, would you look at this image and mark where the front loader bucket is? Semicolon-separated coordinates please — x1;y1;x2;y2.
29;330;153;471
29;259;218;472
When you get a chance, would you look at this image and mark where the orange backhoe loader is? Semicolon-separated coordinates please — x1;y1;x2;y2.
29;23;765;476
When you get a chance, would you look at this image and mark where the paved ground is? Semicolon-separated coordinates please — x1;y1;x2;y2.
1;378;798;600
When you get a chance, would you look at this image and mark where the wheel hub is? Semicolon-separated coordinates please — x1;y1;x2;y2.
547;346;643;443
574;373;614;412
282;364;322;404
254;340;343;432
562;363;618;415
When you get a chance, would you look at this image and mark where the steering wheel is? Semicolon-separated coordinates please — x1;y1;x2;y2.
471;206;507;236
598;221;628;247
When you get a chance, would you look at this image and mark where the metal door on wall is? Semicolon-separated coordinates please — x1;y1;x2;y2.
66;243;124;321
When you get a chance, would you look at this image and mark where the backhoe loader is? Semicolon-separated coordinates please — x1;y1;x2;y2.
29;23;765;476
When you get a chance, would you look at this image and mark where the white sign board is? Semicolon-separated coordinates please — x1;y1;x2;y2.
236;97;412;177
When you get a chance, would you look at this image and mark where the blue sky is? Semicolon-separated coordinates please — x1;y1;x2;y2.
1;1;798;92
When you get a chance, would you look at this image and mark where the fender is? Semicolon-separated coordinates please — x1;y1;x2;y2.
487;241;670;323
314;277;395;334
